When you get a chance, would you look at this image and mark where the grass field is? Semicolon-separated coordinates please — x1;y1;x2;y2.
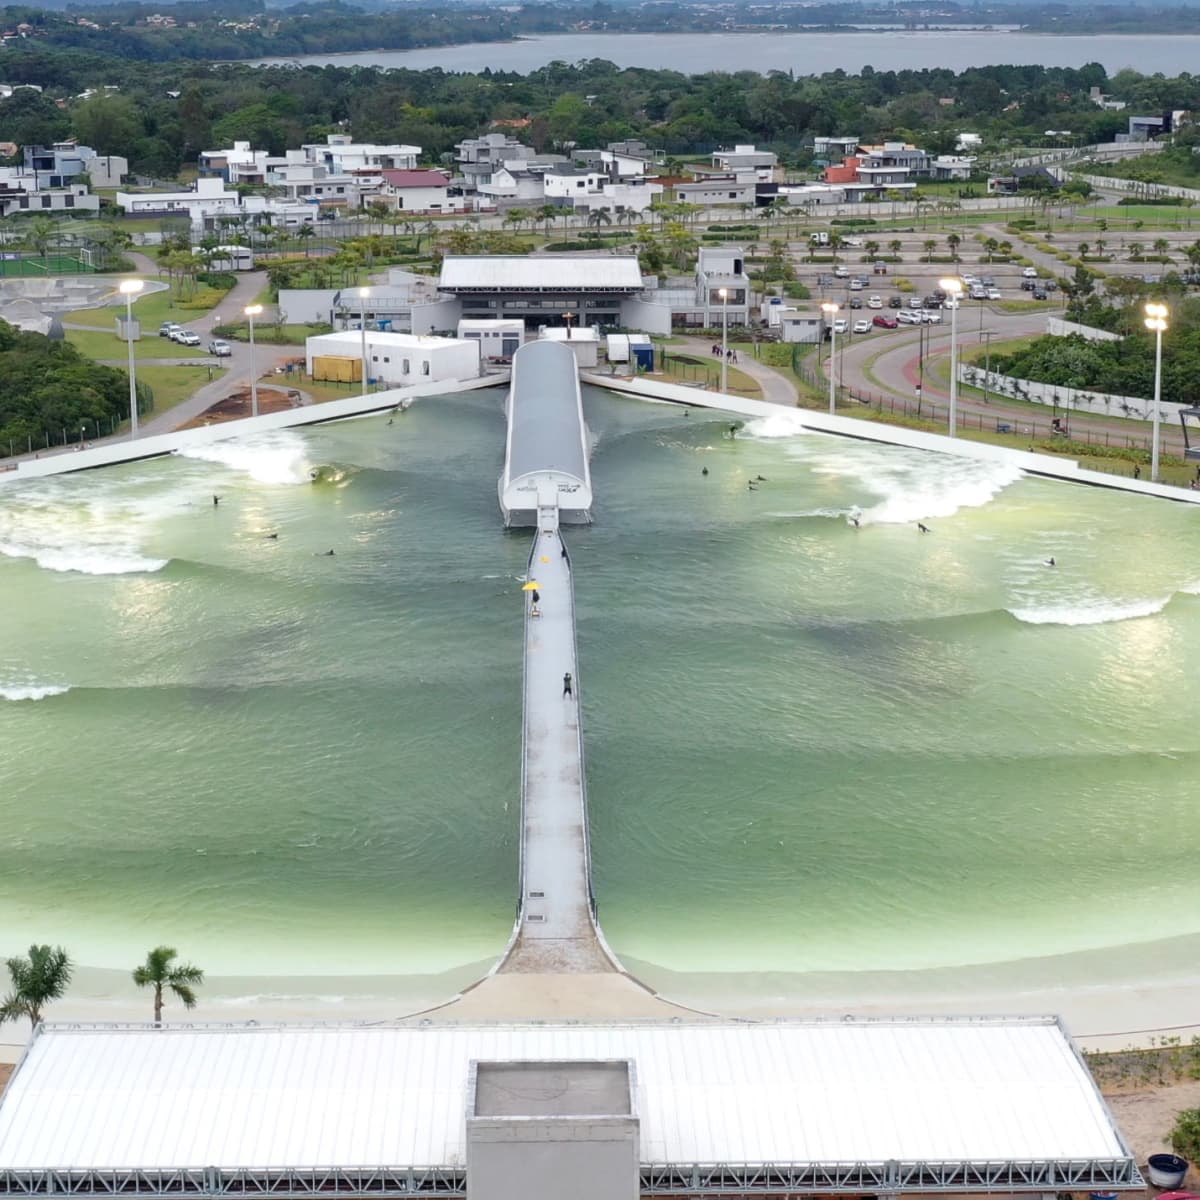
138;365;219;417
0;255;94;277
65;327;213;362
65;286;225;332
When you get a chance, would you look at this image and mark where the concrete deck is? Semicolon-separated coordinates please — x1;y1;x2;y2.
498;519;614;974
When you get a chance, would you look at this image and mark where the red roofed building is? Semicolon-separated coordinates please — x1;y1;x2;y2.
378;168;454;212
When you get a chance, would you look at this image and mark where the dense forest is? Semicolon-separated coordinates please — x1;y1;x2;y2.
3;39;1197;181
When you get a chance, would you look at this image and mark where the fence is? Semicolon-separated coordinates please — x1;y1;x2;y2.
795;360;1169;478
1;384;154;462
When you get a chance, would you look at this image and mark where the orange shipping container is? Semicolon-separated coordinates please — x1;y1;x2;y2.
311;355;362;383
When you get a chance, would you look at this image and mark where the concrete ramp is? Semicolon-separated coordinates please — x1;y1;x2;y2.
499;341;592;527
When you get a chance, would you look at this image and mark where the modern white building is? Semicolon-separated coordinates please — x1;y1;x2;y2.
694;245;751;326
0;1018;1141;1199
457;318;524;362
198;140;270;185
542;168;607;200
22;141;125;189
776;183;846;206
305;330;480;387
115;176;241;221
711;144;777;181
305;133;420;174
813;135;860;160
673;176;756;208
572;181;663;216
0;179;97;218
931;154;977;181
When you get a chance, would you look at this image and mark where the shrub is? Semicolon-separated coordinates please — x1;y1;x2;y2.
895;277;915;293
782;281;811;299
831;217;877;226
1171;1108;1200;1161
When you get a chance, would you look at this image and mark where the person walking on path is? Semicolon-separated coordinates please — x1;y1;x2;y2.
563;672;573;698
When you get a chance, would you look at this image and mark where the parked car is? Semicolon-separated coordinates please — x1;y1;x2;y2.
853;319;872;334
843;237;864;248
1020;279;1037;291
908;297;923;309
969;286;987;300
832;318;848;334
867;295;882;309
1044;280;1059;292
208;339;233;357
961;274;979;287
943;297;960;309
159;322;181;338
174;330;202;347
834;265;850;278
888;295;903;309
872;315;898;329
923;295;943;309
1032;288;1048;300
848;296;864;309
848;278;864;290
1022;266;1039;278
987;288;1002;301
896;310;922;325
921;310;943;324
872;261;889;275
981;275;995;288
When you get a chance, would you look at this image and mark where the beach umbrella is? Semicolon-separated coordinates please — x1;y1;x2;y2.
522;581;540;591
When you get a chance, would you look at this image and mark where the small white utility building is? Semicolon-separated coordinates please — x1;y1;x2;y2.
458;318;524;363
305;330;480;387
540;325;599;368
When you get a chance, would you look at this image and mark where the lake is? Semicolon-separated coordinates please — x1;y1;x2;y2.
247;31;1200;76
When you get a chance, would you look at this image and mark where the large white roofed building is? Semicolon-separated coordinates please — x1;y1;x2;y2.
0;1017;1139;1198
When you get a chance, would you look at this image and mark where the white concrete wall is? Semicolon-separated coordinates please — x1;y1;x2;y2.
959;364;1186;424
1;375;506;483
277;289;338;325
1046;317;1120;342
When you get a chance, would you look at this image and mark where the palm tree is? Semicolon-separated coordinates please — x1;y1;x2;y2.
296;225;316;258
1128;241;1144;261
1078;241;1090;260
864;239;880;259
0;945;72;1029
1153;237;1170;260
888;238;902;259
1095;238;1107;260
923;238;937;263
586;206;612;243
983;237;999;262
133;946;203;1026
23;215;57;260
946;232;961;262
535;204;559;240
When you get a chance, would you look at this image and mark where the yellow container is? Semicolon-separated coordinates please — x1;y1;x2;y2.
311;355;362;383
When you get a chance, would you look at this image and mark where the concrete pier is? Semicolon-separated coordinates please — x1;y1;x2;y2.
498;512;615;974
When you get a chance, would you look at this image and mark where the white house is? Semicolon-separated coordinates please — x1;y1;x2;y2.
0;181;98;218
303;134;420;174
199;140;270;185
542;168;606;199
477;165;546;204
694;245;751;326
572;181;663;215
115;176;240;222
776;183;846;206
813;136;859;161
305;331;480;387
269;162;372;208
378;169;454;212
955;133;984;152
674;176;757;207
711;144;777;181
930;155;976;181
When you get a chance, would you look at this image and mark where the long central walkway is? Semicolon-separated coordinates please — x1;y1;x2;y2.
498;514;614;973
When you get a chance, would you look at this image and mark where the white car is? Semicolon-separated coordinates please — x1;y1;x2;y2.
832;318;849;335
174;330;202;347
867;295;883;309
896;310;922;325
853;319;872;334
833;265;849;278
1022;266;1039;278
908;296;923;309
921;310;943;324
987;288;1002;301
848;278;864;290
961;274;979;286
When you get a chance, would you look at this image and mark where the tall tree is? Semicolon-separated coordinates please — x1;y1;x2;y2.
132;946;204;1026
0;945;72;1029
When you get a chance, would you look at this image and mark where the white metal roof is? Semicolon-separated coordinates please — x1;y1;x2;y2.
439;255;643;292
0;1018;1129;1173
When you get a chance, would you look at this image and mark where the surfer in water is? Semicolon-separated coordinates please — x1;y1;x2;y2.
1045;557;1056;567
917;522;931;534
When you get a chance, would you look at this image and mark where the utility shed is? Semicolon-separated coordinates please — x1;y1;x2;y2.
304;331;480;387
0;1017;1140;1198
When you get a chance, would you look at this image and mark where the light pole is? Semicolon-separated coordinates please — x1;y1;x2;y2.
980;330;994;407
358;286;370;396
244;303;263;419
939;277;964;437
821;301;839;414
119;278;143;438
1145;301;1169;481
718;286;728;393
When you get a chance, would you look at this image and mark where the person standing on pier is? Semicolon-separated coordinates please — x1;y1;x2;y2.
563;672;573;698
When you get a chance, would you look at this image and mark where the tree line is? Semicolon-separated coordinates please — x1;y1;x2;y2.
1;944;203;1028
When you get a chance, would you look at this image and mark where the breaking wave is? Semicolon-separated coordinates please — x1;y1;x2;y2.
0;540;167;575
853;459;1025;525
0;682;70;701
176;430;313;485
741;412;811;439
1008;596;1172;626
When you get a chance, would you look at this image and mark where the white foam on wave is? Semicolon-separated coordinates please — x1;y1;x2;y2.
177;430;313;485
741;411;811;439
1009;596;1171;626
0;540;167;575
0;682;70;701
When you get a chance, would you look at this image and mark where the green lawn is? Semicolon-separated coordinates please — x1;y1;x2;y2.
65;283;230;331
65;327;213;362
138;365;219;416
